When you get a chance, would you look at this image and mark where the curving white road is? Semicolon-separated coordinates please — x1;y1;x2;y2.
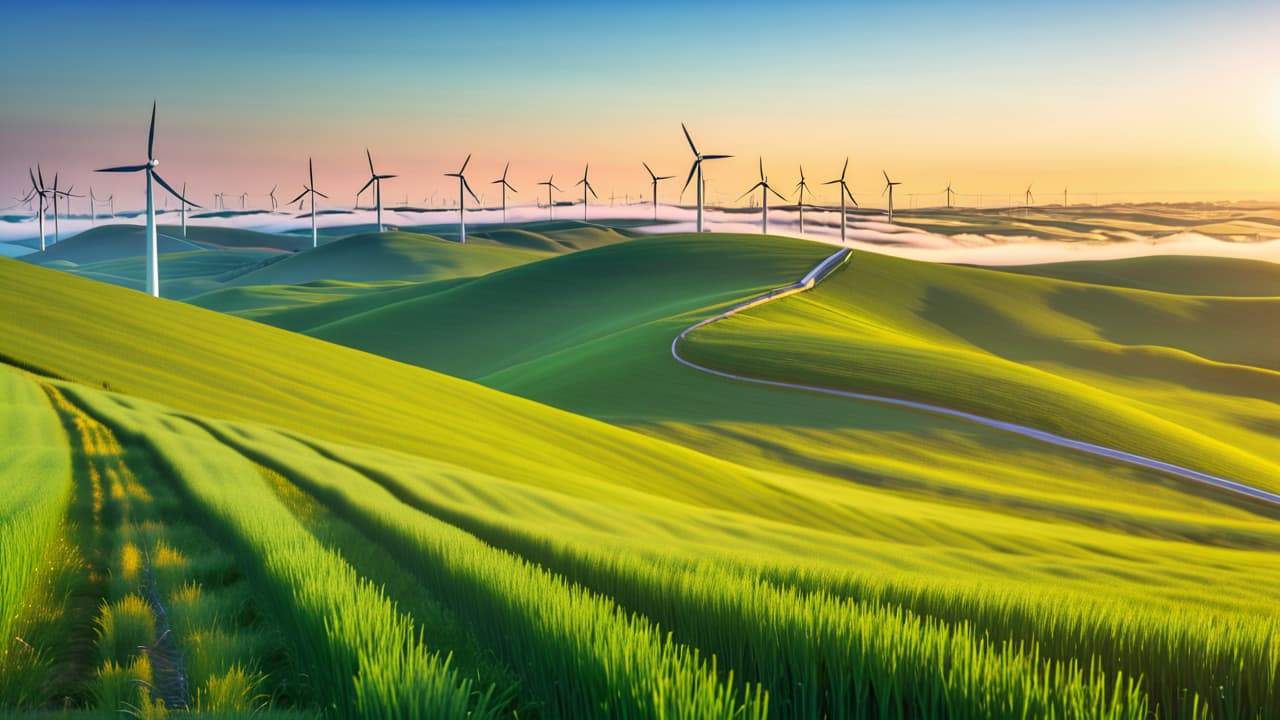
671;248;1280;507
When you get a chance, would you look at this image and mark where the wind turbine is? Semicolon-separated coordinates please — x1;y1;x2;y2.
268;185;278;211
680;123;731;233
823;158;859;243
575;163;598;221
238;192;248;209
50;175;81;245
945;181;956;209
359;149;396;232
89;187;98;225
738;158;786;234
882;171;902;224
794;165;814;234
537;174;561;220
214;192;226;210
1024;184;1035;216
490;162;518;224
642;162;674;221
24;167;50;251
1063;187;1068;207
96;101;199;298
288;158;328;249
444;154;479;243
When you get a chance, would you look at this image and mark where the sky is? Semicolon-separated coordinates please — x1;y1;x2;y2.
2;0;1279;212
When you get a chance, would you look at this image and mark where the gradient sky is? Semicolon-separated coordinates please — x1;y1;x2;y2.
2;0;1278;211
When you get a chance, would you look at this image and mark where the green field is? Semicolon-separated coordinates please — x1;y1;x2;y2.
2;219;1279;718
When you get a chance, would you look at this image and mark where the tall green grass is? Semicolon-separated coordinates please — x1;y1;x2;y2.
56;382;498;719
0;369;72;701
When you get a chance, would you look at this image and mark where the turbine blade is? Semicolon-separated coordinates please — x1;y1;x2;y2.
367;148;375;175
463;177;479;203
148;101;156;159
883;169;890;184
682;161;699;194
587;181;598;199
379;174;398;180
288;190;307;205
38;165;45;189
502;160;510;180
643;161;655;180
681;123;698;155
505;181;518;193
153;171;201;207
845;185;857;205
96;164;149;173
358;177;375;195
758;156;764;180
314;190;329;199
769;185;787;202
703;154;732;160
310;157;315;188
460;153;471;174
842;157;849;181
551;183;562;192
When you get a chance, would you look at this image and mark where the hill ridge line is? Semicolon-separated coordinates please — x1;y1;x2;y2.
671;247;1280;507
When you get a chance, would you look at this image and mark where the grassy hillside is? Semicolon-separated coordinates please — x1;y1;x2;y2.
681;250;1280;490
220;231;549;287
996;255;1280;296
3;249;1280;716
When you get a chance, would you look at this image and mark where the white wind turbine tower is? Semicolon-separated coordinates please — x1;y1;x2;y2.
680;123;731;233
537;175;561;220
882;170;902;224
180;182;191;237
358;149;397;232
643;162;674;221
288;158;328;249
575;164;598;221
89;187;98;225
96;101;199;298
490;162;518;225
444;154;479;243
794;165;814;235
738;158;786;234
823;158;859;243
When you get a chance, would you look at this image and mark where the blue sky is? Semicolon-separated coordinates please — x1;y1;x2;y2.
3;0;1278;207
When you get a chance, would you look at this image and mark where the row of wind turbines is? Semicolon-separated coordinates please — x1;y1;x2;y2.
24;102;1056;299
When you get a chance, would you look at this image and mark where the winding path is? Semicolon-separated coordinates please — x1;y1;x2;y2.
671;248;1280;507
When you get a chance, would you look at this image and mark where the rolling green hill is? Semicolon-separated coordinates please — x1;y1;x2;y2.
996;255;1280;296
680;250;1280;491
4;232;1280;717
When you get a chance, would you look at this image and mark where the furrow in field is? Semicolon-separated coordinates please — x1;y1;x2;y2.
183;412;764;719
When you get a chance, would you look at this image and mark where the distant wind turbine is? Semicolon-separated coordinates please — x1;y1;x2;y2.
89;187;98;225
24;167;50;251
680;123;731;233
268;185;278;211
180;182;190;237
358;149;397;232
490;162;518;224
444;154;479;243
238;192;248;209
738;158;786;234
96;101;199;297
214;192;226;210
945;181;956;209
1024;184;1035;216
794;165;814;235
882;170;902;224
643;162;674;222
823;158;859;243
1063;187;1068;207
50;175;81;245
537;174;561;220
575;163;598;221
288;157;328;248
